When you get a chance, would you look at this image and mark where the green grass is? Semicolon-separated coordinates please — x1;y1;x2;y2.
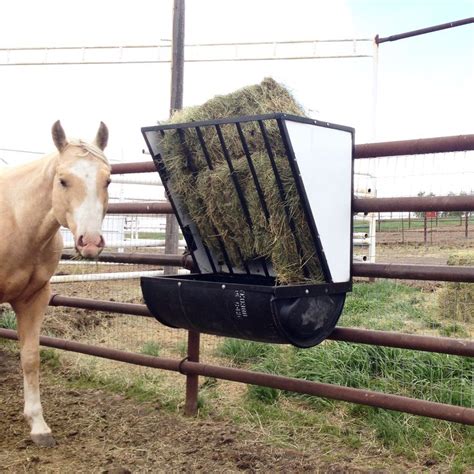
214;281;473;468
215;338;277;365
339;280;429;332
124;231;172;240
0;310;16;330
354;216;473;233
240;340;473;467
140;341;161;357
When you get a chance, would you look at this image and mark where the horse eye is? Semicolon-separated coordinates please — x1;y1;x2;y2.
59;178;68;188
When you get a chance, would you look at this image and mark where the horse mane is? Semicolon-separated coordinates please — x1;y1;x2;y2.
65;139;109;165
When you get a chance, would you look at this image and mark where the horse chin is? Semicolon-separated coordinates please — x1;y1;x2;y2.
75;245;103;260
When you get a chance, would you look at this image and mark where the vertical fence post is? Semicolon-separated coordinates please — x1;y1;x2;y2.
424;213;428;245
164;0;185;275
184;330;200;416
401;213;405;244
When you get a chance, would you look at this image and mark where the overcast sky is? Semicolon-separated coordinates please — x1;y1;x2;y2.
0;0;472;189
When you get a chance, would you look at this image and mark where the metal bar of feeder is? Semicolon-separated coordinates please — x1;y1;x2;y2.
177;128;199;175
148;129;201;274
194;126;214;169
176;126;234;274
215;123;254;275
235;122;271;220
258;119;310;278
235;121;271;277
215;124;254;230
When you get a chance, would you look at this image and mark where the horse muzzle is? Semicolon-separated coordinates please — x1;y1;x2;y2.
75;233;105;259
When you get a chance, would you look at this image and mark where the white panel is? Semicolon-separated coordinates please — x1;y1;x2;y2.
285;121;352;283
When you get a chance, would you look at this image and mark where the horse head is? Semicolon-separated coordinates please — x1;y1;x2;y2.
51;120;111;259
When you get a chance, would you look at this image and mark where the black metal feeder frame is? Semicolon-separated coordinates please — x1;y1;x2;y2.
141;113;354;348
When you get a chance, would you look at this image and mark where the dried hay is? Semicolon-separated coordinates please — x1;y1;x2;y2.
437;251;474;322
160;78;324;284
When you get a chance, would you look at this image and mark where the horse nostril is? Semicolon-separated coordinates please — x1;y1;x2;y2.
77;235;85;247
98;236;105;248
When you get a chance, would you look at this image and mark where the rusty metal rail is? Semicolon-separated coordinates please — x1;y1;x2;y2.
354;195;474;213
0;328;472;425
355;134;474;158
375;18;474;45
61;251;192;268
105;195;474;216
109;135;474;174
111;161;156;174
49;294;152;317
107;202;173;214
353;263;474;282
60;253;474;283
47;295;474;358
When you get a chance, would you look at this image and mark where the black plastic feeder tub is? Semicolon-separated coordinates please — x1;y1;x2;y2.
141;113;354;348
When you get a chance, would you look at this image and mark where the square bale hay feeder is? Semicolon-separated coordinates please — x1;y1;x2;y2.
141;113;354;348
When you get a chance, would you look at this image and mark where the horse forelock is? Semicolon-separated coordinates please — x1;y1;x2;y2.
64;139;109;166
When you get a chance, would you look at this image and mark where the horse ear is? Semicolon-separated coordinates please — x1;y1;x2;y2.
52;120;68;152
94;122;109;151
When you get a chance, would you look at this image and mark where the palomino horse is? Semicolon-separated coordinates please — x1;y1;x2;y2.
0;121;111;447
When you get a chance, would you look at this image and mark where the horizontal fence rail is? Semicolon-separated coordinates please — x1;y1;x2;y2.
354;195;474;213
60;253;474;284
0;328;472;425
61;251;192;268
109;134;474;172
107;135;474;216
47;295;474;358
111;161;157;174
105;195;474;216
353;263;474;282
107;202;173;214
355;134;474;157
50;294;153;317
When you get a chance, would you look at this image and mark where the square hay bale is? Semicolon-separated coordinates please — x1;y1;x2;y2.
437;251;474;322
158;78;325;284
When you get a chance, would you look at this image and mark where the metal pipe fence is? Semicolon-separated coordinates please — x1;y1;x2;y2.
2;132;474;424
0;328;472;425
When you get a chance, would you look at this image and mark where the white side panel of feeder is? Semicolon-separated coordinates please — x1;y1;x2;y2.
285;121;352;283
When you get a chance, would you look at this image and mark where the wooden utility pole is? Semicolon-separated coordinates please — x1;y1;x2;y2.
166;0;200;418
164;0;185;275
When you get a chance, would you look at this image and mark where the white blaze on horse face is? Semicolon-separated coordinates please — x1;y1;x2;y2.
69;159;106;252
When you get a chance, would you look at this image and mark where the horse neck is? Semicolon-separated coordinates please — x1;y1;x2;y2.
6;153;61;243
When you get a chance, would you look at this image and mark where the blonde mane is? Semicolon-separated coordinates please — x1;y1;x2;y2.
66;138;109;165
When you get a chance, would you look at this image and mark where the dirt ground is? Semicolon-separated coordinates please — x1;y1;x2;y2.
0;348;423;474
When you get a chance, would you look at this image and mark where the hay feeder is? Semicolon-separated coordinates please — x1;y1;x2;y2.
141;113;354;348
